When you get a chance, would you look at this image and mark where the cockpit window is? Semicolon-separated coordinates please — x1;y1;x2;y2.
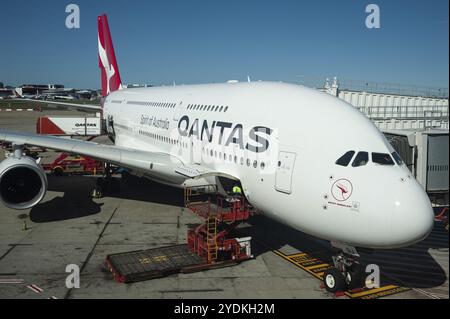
352;152;369;167
392;151;404;166
372;153;395;165
335;151;355;167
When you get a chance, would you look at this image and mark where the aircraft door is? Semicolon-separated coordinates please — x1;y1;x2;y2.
173;100;184;122
275;151;297;194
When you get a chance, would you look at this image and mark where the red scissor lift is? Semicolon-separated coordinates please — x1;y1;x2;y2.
185;185;253;265
105;185;253;283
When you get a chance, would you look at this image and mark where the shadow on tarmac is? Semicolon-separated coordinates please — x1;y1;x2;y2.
30;175;102;222
30;173;184;223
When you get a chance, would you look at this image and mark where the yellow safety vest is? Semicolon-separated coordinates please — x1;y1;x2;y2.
232;186;242;194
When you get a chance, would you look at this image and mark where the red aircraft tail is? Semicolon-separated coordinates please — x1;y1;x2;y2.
98;14;122;97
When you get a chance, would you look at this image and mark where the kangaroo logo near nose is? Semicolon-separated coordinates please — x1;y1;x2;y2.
331;179;353;201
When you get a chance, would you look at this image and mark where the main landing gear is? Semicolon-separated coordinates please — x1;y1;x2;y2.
91;178;104;199
91;163;120;199
322;243;366;293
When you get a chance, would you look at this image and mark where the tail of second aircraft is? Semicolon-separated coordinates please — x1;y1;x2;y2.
98;14;122;97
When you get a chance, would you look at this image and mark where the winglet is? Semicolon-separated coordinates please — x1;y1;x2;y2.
98;14;123;97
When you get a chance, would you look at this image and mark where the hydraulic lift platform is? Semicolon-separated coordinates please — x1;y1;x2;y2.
106;244;203;283
105;185;254;283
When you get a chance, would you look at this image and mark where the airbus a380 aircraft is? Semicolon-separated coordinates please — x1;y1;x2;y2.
0;15;434;291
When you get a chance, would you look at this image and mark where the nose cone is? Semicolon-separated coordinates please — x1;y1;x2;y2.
390;181;434;248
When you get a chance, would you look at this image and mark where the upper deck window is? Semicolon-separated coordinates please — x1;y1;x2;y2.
372;153;395;165
352;151;369;167
335;151;355;167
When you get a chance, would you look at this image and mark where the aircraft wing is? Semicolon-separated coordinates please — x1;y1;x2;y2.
0;129;218;184
24;99;102;111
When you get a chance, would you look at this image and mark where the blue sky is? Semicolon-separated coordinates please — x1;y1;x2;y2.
0;0;448;89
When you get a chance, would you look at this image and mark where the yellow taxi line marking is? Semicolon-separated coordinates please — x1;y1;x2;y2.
274;250;325;279
277;251;308;259
346;285;399;298
306;263;329;270
274;249;408;299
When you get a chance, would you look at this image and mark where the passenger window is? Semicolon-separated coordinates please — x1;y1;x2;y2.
352;152;369;167
372;153;395;165
392;151;403;166
335;151;355;167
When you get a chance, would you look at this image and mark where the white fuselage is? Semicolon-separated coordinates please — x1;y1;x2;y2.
103;81;434;249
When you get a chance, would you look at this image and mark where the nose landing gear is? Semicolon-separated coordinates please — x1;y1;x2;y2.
322;243;366;293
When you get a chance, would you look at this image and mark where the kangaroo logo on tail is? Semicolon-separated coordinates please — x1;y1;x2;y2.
98;15;122;97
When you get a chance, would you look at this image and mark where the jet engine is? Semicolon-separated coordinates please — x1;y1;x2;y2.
0;155;48;210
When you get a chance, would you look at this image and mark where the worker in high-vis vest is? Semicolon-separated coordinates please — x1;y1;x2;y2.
232;185;242;196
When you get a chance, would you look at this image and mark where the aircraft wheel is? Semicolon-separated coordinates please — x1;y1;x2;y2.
346;263;366;290
323;268;346;293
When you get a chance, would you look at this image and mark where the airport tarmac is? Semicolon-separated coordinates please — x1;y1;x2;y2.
0;107;448;299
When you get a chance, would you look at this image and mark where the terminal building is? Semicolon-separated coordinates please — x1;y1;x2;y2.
14;84;66;97
11;84;99;100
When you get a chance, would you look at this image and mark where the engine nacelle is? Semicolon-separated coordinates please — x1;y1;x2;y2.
0;156;48;210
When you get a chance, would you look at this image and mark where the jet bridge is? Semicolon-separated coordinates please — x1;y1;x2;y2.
383;129;449;206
